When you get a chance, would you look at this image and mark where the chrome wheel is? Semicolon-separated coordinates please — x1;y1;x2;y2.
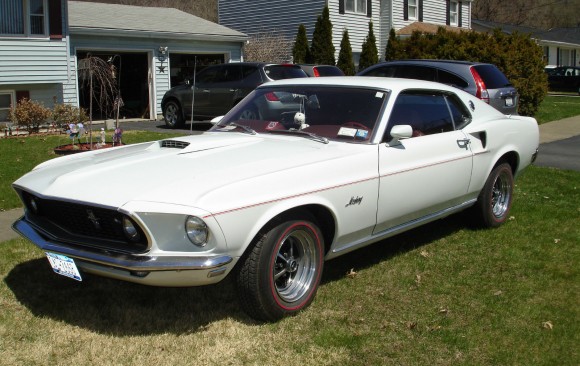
273;227;317;303
474;162;514;228
491;169;512;219
236;216;324;321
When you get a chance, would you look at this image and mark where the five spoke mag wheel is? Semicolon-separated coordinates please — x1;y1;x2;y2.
475;162;514;228
236;215;324;321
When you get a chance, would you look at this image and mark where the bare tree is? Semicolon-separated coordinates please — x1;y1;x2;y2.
243;31;293;63
473;0;580;29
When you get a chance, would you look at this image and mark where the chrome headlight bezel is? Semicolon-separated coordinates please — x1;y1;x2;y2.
185;216;209;247
122;216;142;242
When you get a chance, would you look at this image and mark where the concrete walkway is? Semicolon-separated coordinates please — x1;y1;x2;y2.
1;115;579;243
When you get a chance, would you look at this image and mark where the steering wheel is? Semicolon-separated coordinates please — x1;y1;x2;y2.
342;121;367;130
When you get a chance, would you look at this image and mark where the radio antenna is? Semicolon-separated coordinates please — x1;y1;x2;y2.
190;56;197;131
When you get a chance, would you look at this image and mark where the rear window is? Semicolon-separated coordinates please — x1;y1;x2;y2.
264;65;308;80
472;65;512;88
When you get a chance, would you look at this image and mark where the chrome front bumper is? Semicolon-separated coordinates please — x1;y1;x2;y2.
12;217;234;286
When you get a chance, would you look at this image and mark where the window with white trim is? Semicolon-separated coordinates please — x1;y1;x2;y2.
0;91;15;122
345;0;367;14
449;1;459;26
408;0;418;20
0;0;47;37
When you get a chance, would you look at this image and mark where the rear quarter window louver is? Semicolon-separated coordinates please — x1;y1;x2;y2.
161;140;190;149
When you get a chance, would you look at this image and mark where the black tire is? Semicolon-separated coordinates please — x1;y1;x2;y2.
163;101;184;128
474;162;514;228
236;216;324;321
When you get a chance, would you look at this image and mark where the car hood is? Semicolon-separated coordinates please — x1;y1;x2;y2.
14;132;368;212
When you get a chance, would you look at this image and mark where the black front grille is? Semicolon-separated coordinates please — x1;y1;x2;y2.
22;191;148;253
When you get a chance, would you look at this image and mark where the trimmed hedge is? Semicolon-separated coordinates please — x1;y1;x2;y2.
385;28;547;116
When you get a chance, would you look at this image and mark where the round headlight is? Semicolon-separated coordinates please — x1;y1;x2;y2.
185;216;208;247
122;217;141;242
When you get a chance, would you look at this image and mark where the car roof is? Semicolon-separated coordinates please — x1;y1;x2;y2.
260;76;469;94
379;59;491;66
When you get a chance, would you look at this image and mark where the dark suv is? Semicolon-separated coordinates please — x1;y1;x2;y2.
357;60;519;115
161;62;308;128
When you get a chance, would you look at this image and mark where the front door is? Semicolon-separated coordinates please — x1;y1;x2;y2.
374;91;474;234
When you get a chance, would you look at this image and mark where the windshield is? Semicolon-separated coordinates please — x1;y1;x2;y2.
210;86;388;143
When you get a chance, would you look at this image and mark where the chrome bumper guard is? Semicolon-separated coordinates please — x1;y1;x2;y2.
12;217;232;272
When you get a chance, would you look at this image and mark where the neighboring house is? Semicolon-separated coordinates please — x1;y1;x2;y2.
472;19;580;67
0;0;68;122
219;0;473;64
0;0;247;123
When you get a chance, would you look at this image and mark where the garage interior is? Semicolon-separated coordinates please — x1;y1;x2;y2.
77;51;149;120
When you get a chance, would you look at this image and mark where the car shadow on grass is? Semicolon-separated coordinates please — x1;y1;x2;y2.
4;212;472;335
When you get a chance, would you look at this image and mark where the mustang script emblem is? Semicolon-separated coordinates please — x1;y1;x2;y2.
345;196;363;208
86;209;101;230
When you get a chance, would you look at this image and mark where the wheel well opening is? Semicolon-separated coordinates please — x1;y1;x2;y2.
270;205;336;255
497;151;519;173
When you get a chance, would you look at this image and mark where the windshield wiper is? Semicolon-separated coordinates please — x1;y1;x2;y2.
267;129;329;144
216;122;256;135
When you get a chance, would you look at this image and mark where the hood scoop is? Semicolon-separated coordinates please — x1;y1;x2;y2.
161;140;190;149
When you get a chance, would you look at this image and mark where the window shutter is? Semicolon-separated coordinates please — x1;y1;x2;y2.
16;91;30;102
419;0;423;21
339;0;345;14
367;0;372;17
445;0;450;25
404;0;408;20
49;0;63;39
458;1;462;27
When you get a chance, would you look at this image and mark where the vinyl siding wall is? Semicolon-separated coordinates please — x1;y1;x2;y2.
392;0;471;31
329;0;382;62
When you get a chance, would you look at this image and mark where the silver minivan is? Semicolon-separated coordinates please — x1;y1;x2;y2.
357;60;519;115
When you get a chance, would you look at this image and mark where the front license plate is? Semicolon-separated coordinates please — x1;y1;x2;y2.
505;97;514;107
46;252;82;281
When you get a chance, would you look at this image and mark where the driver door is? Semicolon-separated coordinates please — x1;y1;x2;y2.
374;91;474;234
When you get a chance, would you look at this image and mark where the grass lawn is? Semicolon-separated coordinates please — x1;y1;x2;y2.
535;95;580;125
0;165;578;365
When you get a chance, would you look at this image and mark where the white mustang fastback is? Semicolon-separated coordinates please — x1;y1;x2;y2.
13;77;539;321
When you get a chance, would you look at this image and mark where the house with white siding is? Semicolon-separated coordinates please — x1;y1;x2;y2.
472;19;580;68
1;1;247;123
219;0;473;65
0;0;68;122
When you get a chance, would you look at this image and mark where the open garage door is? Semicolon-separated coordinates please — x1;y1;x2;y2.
169;53;225;87
77;52;150;120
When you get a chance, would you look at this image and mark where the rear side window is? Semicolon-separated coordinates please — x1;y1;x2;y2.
472;65;512;88
264;65;307;80
394;66;436;81
363;66;396;77
446;94;472;129
315;66;345;76
437;70;469;88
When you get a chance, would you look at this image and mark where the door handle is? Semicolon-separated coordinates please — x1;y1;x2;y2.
457;139;471;150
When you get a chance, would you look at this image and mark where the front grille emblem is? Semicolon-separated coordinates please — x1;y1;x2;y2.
86;209;101;230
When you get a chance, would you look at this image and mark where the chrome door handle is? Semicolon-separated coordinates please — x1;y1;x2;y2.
457;139;471;150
